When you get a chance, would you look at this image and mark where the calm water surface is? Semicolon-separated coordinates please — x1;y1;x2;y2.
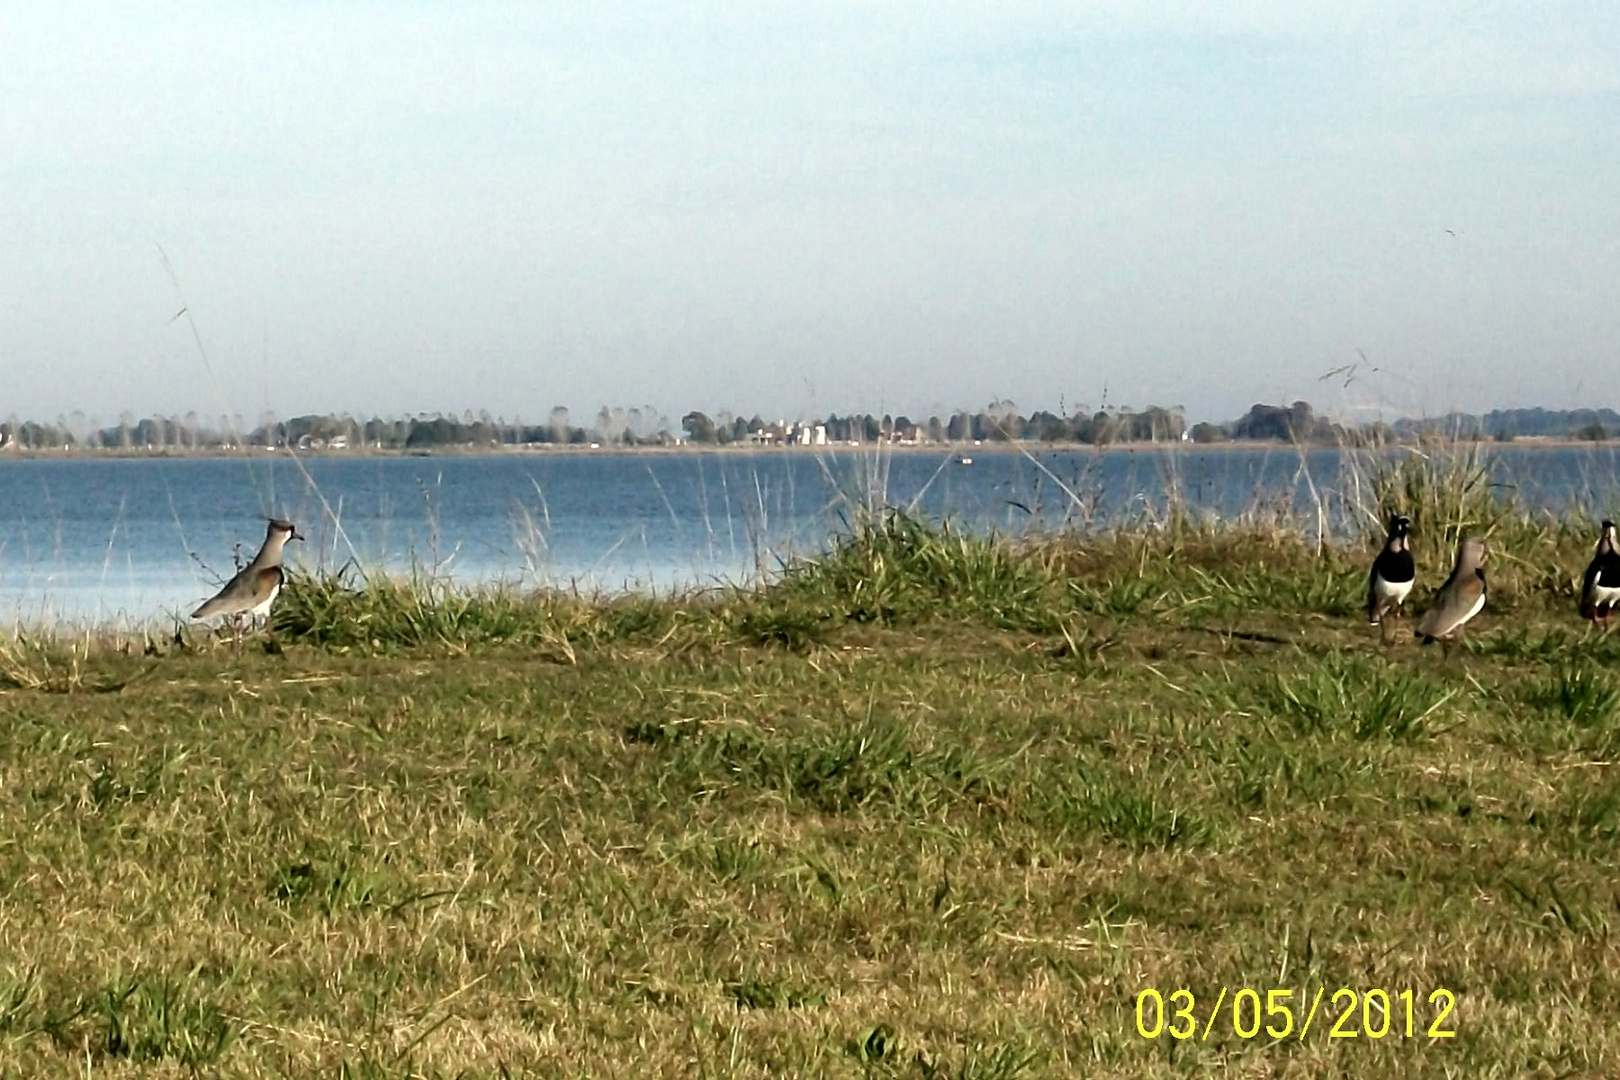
2;445;1617;624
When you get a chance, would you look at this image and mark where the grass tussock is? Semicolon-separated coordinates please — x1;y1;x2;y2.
0;635;87;691
1252;653;1455;740
769;509;1060;631
1520;663;1620;726
0;973;234;1067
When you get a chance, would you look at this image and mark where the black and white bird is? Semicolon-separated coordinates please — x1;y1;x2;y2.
1417;535;1487;647
1578;519;1620;629
1367;512;1415;630
192;518;303;646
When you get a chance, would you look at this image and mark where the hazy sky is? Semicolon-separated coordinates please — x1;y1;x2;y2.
3;2;1617;427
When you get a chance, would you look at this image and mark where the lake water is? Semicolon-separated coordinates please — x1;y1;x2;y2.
2;444;1618;625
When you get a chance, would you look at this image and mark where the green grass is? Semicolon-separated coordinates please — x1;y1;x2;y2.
2;507;1620;1076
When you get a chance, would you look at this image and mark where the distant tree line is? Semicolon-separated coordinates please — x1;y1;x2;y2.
0;401;1616;453
1390;407;1620;443
0;406;673;452
679;401;1190;445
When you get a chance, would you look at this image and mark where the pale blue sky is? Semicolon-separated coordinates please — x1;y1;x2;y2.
3;2;1617;428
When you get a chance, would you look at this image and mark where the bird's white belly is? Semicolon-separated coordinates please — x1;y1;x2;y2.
1374;576;1413;604
248;580;281;619
1591;582;1620;608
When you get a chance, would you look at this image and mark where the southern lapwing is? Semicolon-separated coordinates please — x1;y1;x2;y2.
1578;519;1620;629
1416;535;1487;650
192;518;303;647
1367;512;1415;636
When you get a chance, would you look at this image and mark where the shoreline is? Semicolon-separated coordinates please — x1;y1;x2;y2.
0;435;1615;462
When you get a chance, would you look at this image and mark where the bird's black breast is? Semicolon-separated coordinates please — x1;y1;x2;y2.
1372;548;1415;584
1598;553;1620;588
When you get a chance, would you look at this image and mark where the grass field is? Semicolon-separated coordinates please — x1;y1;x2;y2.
2;504;1619;1077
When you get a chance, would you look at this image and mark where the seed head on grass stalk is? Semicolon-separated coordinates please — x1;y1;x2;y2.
1343;434;1509;560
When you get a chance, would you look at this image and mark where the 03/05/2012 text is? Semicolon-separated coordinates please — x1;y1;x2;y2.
1134;987;1457;1042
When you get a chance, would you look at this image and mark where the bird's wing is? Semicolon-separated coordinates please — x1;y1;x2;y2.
1420;575;1484;638
191;568;249;618
1415;565;1458;632
1581;556;1603;615
252;566;285;600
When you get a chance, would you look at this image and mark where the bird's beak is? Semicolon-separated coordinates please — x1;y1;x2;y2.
291;529;305;542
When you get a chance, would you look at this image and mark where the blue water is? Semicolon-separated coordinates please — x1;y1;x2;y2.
2;445;1618;625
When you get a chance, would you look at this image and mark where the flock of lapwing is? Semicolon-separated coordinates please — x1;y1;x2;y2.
187;513;1620;649
1366;512;1620;645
